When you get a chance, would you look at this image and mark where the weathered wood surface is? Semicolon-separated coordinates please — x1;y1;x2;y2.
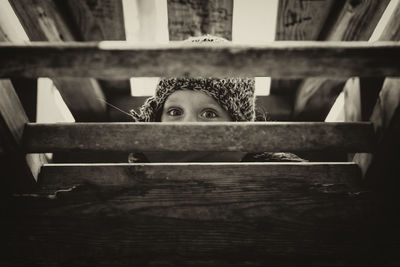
276;0;339;41
293;0;390;120
271;0;340;99
4;160;399;266
167;0;233;40
8;0;125;121
38;162;361;191
0;79;47;186
61;0;125;41
1;42;400;78
23;122;375;153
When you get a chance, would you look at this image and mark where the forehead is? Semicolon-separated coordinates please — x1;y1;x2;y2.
164;90;220;107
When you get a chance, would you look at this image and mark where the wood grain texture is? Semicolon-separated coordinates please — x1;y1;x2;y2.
167;0;233;40
293;0;390;121
60;0;125;41
379;1;400;41
276;0;339;41
1;41;400;78
4;161;395;266
8;0;108;121
23;122;375;153
38;162;361;191
271;0;341;98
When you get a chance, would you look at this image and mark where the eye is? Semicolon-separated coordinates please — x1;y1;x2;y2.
200;109;218;119
166;108;183;116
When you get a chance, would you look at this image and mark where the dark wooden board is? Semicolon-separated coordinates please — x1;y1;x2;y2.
3;161;397;266
271;0;340;101
23;122;375;153
38;162;361;192
1;42;400;78
167;0;233;40
275;0;339;41
293;0;391;121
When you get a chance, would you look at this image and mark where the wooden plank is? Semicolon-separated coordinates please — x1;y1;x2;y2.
23;122;375;153
8;0;108;121
58;0;131;119
343;1;400;123
4;161;391;266
1;41;400;78
60;0;125;41
293;0;390;121
272;0;341;99
167;0;233;40
38;162;361;191
0;79;47;186
275;0;340;41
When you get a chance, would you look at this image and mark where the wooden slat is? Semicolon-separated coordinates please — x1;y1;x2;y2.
293;0;390;121
1;41;400;78
23;122;375;153
4;161;389;266
167;0;233;40
38;162;361;193
8;0;109;121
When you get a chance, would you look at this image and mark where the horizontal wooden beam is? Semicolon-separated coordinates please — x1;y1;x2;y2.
6;160;383;266
23;122;375;153
38;162;361;194
1;41;400;78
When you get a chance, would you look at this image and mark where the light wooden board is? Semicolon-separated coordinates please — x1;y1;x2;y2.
167;0;233;40
23;122;375;153
1;41;400;78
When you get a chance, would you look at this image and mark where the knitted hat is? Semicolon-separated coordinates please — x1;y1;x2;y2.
130;35;256;122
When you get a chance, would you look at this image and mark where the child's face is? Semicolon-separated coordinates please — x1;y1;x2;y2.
160;90;232;122
145;89;246;162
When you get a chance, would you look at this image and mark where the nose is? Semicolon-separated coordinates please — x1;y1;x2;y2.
181;113;198;122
